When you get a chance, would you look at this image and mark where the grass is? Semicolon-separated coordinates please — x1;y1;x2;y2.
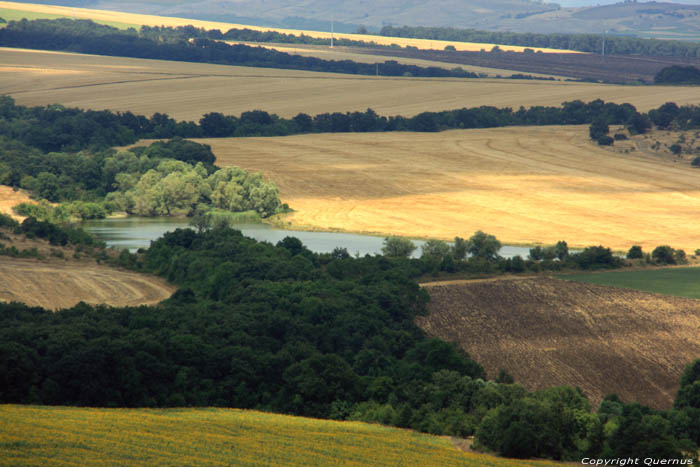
0;405;559;466
560;267;700;299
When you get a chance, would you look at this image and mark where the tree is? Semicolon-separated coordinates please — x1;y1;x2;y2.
381;236;416;258
589;119;609;141
466;231;501;261
554;240;569;260
452;236;467;260
627;112;651;135
627;245;643;259
652;245;676;264
421;239;450;260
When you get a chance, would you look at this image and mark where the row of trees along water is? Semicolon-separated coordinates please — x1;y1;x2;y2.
0;222;698;461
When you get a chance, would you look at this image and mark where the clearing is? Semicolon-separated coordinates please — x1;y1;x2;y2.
0;185;31;220
418;276;700;409
2;47;699;121
0;405;559;466
207;125;700;252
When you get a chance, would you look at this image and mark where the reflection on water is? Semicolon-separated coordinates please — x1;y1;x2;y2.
82;217;533;258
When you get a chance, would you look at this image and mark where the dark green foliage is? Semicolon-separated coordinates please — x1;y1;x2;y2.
670;143;682;155
597;135;614;146
381;236;416;258
572;246;622;270
613;133;627;140
627;112;651;135
626;245;643;259
652;245;677;264
692;157;700;167
589;119;609;141
655;65;700;85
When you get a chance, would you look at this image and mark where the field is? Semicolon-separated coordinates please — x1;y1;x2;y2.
207;125;700;252
418;277;700;409
0;257;175;309
0;405;560;466
561;267;700;299
3;48;700;122
0;1;575;54
0;185;31;219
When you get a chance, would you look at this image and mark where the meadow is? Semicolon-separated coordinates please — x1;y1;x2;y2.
0;1;574;53
419;276;700;409
0;405;560;466
2;47;699;122
206;125;700;252
561;267;700;299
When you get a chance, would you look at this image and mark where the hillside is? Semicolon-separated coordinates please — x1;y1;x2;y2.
207;125;700;252
8;0;700;38
418;276;700;409
3;47;699;122
0;405;561;466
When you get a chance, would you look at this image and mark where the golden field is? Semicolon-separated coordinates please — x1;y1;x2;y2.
2;47;699;122
0;256;175;309
0;1;575;53
0;185;31;219
0;405;560;466
419;277;700;409
206;125;700;252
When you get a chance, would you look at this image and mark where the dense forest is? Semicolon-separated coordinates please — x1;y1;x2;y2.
0;223;698;461
0;19;477;79
655;65;700;85
380;25;700;58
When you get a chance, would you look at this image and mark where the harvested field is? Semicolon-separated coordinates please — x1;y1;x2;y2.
0;257;175;309
419;276;700;409
0;1;574;54
3;48;700;121
207;125;700;252
0;185;31;220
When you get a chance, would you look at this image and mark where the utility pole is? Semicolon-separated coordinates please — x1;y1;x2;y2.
330;16;334;48
602;29;607;59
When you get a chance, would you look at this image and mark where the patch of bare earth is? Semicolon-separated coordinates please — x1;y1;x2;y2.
418;277;700;409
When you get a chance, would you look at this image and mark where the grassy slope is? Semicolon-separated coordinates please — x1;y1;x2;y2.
0;7;134;29
0;405;558;466
561;267;700;299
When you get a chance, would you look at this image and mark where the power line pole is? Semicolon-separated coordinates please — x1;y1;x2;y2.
330;16;334;48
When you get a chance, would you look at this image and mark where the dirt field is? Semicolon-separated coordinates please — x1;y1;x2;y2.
206;125;700;252
0;256;175;309
418;277;700;409
3;48;700;121
0;1;574;54
0;185;32;220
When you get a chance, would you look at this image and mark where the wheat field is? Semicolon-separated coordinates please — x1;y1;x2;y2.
2;47;698;122
0;405;562;466
207;125;700;252
0;1;575;54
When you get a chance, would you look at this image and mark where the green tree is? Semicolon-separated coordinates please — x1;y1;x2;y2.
381;237;416;258
421;239;450;260
652;245;676;264
452;236;467;260
466;231;501;261
627;245;643;259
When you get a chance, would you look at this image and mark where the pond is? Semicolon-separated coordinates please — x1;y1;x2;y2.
82;217;534;258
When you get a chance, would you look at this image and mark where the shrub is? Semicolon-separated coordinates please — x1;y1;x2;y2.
627;245;643;259
652;245;676;264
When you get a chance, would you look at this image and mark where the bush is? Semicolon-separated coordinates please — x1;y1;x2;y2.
670;144;682;155
614;133;628;140
652;245;676;264
597;135;614;146
692;157;700;167
627;245;643;259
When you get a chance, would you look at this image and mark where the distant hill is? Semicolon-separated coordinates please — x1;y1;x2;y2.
7;0;700;38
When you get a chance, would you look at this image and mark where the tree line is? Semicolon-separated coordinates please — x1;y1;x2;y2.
380;25;700;58
0;18;478;79
0;225;697;461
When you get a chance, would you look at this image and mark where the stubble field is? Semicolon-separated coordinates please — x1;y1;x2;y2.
2;48;700;121
0;257;175;309
419;277;700;409
207;125;700;252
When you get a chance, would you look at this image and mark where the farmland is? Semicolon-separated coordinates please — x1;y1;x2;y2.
207;125;700;252
0;405;561;466
561;267;700;299
2;48;700;122
0;256;175;309
418;276;700;409
0;1;573;54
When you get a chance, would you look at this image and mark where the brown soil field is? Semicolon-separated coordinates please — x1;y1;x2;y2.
0;255;175;310
206;125;700;252
0;1;574;54
0;185;32;220
2;48;699;122
418;276;700;409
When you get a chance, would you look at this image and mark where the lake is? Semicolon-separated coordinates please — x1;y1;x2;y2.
82;217;534;258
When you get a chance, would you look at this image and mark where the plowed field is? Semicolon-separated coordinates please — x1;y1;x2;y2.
419;277;700;409
0;257;175;309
